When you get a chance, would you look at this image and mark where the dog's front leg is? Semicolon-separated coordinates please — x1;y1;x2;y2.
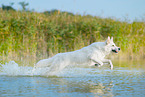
102;59;113;70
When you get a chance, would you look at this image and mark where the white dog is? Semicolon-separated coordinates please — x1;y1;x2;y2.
35;36;120;75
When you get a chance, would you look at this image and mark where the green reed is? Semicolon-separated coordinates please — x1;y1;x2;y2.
0;9;144;61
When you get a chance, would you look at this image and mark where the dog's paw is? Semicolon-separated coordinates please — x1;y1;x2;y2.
110;65;113;70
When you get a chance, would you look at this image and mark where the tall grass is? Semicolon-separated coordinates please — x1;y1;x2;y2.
0;9;144;61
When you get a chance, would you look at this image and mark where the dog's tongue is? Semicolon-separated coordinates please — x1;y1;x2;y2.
116;50;118;53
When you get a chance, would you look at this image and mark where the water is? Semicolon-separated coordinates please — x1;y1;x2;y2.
0;60;145;97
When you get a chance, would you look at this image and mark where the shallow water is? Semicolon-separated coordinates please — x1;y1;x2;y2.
0;60;145;97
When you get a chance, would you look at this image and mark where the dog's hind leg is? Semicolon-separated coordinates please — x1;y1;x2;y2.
102;59;113;70
46;59;69;76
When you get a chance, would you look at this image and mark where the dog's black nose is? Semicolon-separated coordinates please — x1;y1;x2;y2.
118;48;120;51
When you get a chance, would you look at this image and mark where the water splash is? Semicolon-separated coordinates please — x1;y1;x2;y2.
0;61;143;77
0;61;34;76
0;61;90;77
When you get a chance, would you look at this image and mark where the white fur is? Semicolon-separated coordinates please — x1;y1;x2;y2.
35;36;120;75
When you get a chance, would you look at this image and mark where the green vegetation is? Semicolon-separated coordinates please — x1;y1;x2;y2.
0;9;144;61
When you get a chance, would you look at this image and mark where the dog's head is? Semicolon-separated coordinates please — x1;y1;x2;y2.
105;36;120;54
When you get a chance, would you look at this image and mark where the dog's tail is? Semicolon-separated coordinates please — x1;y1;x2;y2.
35;58;52;68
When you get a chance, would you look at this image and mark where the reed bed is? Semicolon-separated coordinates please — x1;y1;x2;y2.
0;9;144;62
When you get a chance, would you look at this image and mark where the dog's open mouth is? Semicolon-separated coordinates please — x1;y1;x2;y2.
112;49;118;53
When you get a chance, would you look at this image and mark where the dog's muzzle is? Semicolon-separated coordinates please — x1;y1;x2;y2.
112;47;120;53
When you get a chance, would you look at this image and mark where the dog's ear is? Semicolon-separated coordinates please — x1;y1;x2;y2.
106;36;110;45
111;37;113;42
